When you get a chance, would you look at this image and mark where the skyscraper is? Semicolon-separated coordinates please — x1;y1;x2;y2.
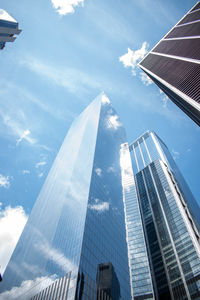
0;94;132;300
120;142;155;300
0;9;21;50
139;2;200;126
129;131;200;300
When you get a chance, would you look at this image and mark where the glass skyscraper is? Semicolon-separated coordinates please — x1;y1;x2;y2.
129;131;200;300
120;142;155;300
0;9;21;50
0;94;132;299
139;2;200;126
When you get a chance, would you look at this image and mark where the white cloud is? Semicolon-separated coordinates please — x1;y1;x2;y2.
120;143;135;193
51;0;84;15
20;56;100;96
107;166;115;173
107;114;122;130
119;42;148;75
0;112;36;147
38;241;77;273
101;93;110;104
0;174;10;188
0;205;28;274
0;275;56;300
88;200;109;213
35;161;46;168
22;170;30;175
35;161;46;178
159;89;169;108
16;129;32;146
95;168;102;177
162;95;168;108
140;72;153;86
172;149;180;160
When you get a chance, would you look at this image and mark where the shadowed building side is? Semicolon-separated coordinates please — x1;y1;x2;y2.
139;2;200;126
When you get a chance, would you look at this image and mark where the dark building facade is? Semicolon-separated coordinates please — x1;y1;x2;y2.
96;262;120;300
0;94;132;299
139;2;200;126
129;131;200;300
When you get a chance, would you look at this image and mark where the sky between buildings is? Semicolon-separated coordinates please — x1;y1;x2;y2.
0;0;199;274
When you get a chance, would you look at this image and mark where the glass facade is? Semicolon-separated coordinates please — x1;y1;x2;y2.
120;143;154;300
0;94;131;299
130;131;200;300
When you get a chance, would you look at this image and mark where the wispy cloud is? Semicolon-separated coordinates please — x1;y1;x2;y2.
20;56;100;95
95;168;102;177
0;111;37;147
101;94;110;104
140;72;153;86
51;0;84;15
119;42;148;75
22;170;30;175
172;149;180;160
0;174;10;188
88;199;109;213
35;161;47;178
16;129;32;146
159;89;169;108
85;2;134;44
38;241;77;273
0;276;55;299
35;161;47;168
107;166;117;175
1;80;74;122
0;205;28;274
107;114;122;130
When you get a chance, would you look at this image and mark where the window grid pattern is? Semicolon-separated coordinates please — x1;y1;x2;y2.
130;131;200;300
0;96;132;299
165;22;200;39
152;39;200;61
141;54;200;104
191;3;200;12
151;160;200;299
178;10;200;26
139;3;200;125
121;143;154;300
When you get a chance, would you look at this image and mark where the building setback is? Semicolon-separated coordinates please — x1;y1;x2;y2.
129;131;200;300
0;9;21;50
139;2;200;126
0;94;132;299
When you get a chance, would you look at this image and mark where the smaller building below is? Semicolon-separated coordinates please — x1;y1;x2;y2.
0;9;21;50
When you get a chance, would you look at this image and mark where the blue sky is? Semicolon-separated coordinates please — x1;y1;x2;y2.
0;0;199;274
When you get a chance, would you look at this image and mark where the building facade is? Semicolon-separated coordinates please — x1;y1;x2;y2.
139;2;200;126
120;142;155;300
0;94;132;299
0;9;21;50
129;131;200;300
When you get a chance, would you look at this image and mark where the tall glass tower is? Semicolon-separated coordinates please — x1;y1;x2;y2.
129;131;200;300
0;94;132;300
120;142;155;300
